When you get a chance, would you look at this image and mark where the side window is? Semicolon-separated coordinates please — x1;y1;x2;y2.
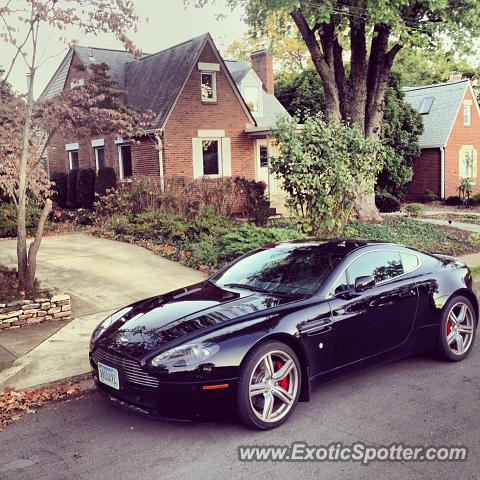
330;271;349;295
347;251;404;285
400;252;419;273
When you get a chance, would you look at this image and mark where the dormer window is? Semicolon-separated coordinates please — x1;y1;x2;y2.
244;86;259;112
419;96;434;114
201;72;217;102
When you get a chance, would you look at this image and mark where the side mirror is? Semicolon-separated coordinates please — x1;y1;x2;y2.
354;275;376;292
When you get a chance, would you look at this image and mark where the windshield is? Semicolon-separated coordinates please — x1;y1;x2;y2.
211;244;343;297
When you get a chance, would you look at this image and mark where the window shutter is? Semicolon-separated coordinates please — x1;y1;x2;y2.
459;150;466;178
221;137;231;177
192;138;203;178
473;149;478;179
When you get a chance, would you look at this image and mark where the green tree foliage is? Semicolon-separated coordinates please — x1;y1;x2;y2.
275;69;325;122
276;70;423;199
377;73;423;199
271;114;385;236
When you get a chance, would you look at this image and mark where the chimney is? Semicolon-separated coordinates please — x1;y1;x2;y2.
449;71;462;82
251;49;274;95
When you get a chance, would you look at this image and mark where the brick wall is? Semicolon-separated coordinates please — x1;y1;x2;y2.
405;148;441;200
162;41;256;180
444;87;480;198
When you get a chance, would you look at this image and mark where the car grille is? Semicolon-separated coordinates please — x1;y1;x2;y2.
92;348;160;388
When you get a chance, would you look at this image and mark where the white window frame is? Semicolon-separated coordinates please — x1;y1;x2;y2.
201;138;222;177
117;143;132;181
68;150;79;171
94;146;106;173
70;78;85;89
244;85;260;113
460;148;475;180
464;104;472;126
200;71;217;103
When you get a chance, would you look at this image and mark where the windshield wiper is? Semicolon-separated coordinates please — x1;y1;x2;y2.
223;283;271;294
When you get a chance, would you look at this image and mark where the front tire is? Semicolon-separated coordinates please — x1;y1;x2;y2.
437;295;477;362
236;341;301;430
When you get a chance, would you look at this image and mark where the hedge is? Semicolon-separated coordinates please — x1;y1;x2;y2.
76;168;96;209
50;171;68;208
95;167;117;197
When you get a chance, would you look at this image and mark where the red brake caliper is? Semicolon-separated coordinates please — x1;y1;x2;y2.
275;361;289;390
446;320;452;336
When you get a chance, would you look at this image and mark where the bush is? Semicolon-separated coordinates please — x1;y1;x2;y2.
95;167;117;197
421;190;437;203
0;203;41;237
445;195;463;206
67;169;79;209
76;169;96;209
375;191;400;213
215;226;307;266
404;203;424;217
132;210;188;242
50;172;68;208
235;178;271;226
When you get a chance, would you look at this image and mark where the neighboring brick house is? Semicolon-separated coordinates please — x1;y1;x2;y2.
404;78;480;200
40;33;288;197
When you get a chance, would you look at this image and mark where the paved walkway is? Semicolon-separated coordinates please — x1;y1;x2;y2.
0;234;206;389
416;217;480;233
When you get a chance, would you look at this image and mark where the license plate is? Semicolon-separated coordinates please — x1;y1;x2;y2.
98;362;120;390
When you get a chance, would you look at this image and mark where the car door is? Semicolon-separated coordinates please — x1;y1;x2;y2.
328;250;419;367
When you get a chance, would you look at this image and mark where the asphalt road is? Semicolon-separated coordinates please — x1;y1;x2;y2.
1;349;480;480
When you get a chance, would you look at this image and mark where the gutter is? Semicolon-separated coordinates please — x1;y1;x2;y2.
440;146;445;199
154;130;165;191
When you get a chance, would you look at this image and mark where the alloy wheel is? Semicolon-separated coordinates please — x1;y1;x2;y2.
445;301;475;356
248;350;299;423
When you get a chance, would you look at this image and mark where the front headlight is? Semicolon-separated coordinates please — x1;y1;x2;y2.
90;307;132;349
151;343;220;368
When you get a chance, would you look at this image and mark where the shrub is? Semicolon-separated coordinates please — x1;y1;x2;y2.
445;195;462;206
215;226;307;265
422;189;437;203
95;167;117;197
375;191;400;213
235;178;271;226
50;172;69;208
404;203;424;217
67;168;79;209
0;203;41;237
185;205;231;240
133;210;188;242
76;168;96;209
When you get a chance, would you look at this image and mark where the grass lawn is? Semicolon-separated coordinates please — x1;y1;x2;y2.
348;217;480;256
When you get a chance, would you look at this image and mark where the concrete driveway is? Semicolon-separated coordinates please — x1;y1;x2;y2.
0;233;206;388
0;233;206;318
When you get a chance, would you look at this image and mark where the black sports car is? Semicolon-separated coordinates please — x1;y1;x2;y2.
89;240;478;429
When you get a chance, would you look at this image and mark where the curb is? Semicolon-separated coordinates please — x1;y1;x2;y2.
1;372;94;394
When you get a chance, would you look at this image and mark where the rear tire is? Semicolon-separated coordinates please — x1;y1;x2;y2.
437;295;476;362
236;340;301;430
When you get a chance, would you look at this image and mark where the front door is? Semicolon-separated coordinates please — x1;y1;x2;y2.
255;139;269;186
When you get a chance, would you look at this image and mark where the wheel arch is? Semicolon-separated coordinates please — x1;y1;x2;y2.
240;333;311;402
451;288;479;324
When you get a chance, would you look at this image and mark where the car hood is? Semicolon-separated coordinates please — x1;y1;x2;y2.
95;282;292;360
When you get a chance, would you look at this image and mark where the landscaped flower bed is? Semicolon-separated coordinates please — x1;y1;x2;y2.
0;267;70;329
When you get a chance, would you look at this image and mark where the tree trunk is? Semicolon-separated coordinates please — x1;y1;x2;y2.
17;68;35;290
25;199;52;290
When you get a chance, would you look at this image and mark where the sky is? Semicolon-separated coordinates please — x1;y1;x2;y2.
0;0;248;97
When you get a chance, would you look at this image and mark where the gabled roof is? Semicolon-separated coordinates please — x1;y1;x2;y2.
224;60;250;83
404;79;470;148
225;60;290;129
40;33;257;129
125;34;207;128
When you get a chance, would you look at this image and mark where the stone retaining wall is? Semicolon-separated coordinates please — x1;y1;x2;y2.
0;293;71;329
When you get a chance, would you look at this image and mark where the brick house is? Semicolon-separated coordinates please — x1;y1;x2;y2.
404;78;480;200
40;33;288;199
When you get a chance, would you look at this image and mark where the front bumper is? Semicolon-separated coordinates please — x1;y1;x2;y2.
91;366;238;420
